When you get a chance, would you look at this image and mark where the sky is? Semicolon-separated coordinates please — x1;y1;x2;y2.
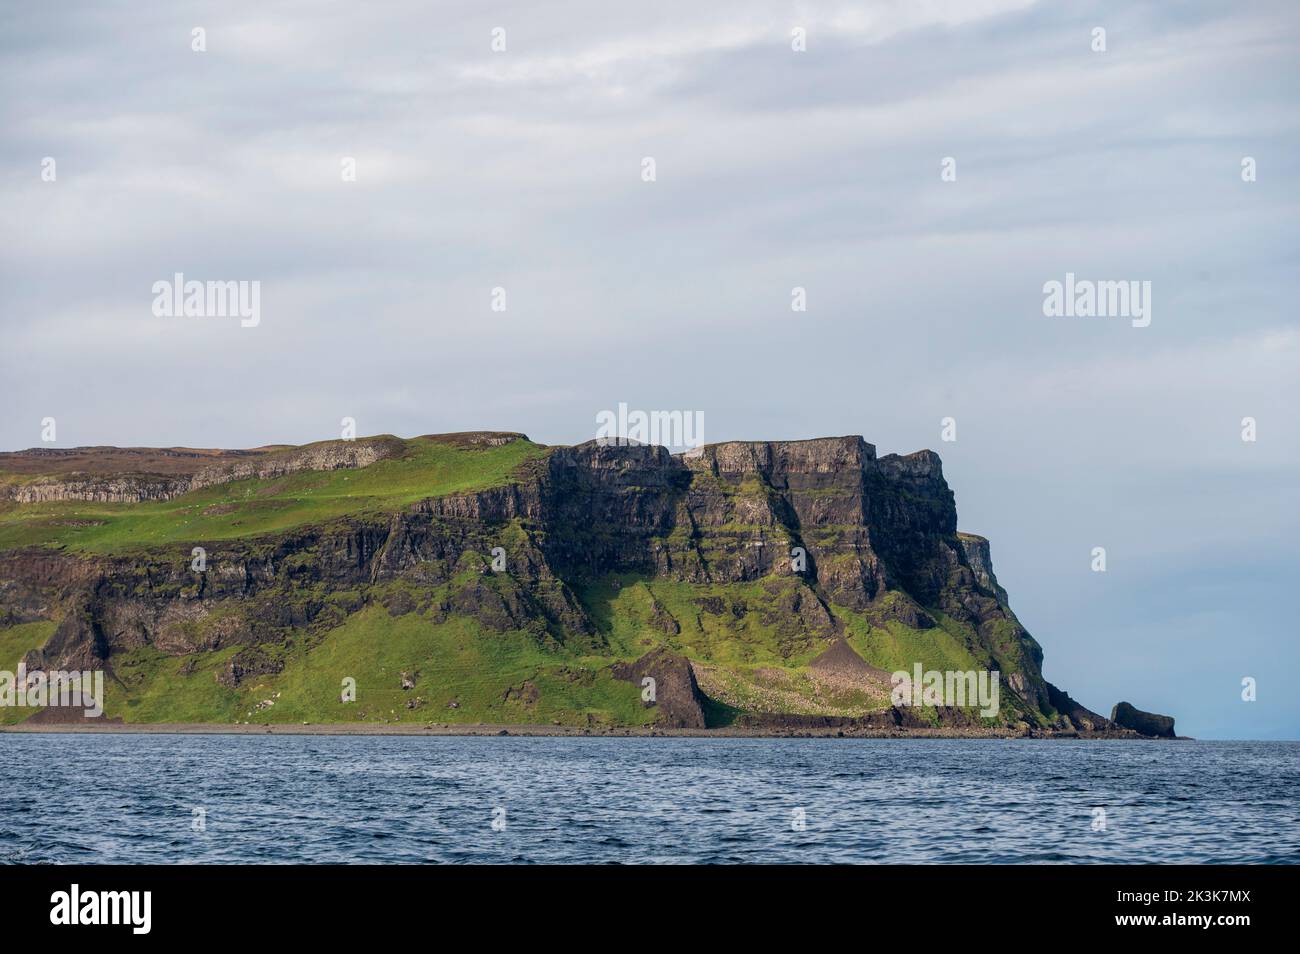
1;0;1297;739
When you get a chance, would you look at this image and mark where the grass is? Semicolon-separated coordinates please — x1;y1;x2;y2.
78;601;650;728
0;436;547;554
576;576;821;667
0;621;58;725
841;611;980;677
106;645;244;723
571;574;1004;720
0;620;55;671
248;606;653;727
577;574;984;673
2;573;1026;726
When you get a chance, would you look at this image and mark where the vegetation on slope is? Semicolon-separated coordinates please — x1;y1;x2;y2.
0;433;1051;730
0;436;547;554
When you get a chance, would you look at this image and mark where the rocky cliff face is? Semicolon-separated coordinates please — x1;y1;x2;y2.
3;437;400;504
0;433;1164;734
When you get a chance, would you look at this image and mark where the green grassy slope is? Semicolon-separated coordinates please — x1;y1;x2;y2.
0;621;59;725
0;436;547;554
93;600;654;728
1;569;1020;728
3;570;988;727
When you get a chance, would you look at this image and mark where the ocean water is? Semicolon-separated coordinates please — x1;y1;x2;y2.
0;736;1296;864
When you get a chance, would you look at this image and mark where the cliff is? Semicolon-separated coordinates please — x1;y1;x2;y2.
0;437;401;504
0;432;1167;735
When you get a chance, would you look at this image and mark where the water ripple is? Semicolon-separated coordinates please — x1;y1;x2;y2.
0;737;1296;863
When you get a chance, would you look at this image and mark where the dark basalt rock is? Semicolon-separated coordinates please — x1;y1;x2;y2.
216;646;285;688
1110;701;1176;738
1047;682;1114;733
610;648;708;729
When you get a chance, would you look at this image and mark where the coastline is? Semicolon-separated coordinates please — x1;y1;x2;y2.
0;721;1190;740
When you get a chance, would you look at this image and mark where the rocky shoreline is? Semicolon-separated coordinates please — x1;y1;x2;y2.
0;721;1192;740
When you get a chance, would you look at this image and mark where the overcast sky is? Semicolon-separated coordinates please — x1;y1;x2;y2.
2;0;1297;738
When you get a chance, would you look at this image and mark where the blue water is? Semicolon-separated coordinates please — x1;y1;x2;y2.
0;736;1296;863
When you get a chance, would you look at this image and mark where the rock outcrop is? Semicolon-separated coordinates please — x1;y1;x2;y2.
3;437;402;503
957;533;1010;606
1045;682;1114;733
1110;701;1176;738
611;647;708;728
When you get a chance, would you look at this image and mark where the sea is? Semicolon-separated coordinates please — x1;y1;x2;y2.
1;736;1296;864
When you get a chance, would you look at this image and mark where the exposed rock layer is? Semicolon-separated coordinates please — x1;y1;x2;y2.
0;433;1170;733
4;437;401;503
